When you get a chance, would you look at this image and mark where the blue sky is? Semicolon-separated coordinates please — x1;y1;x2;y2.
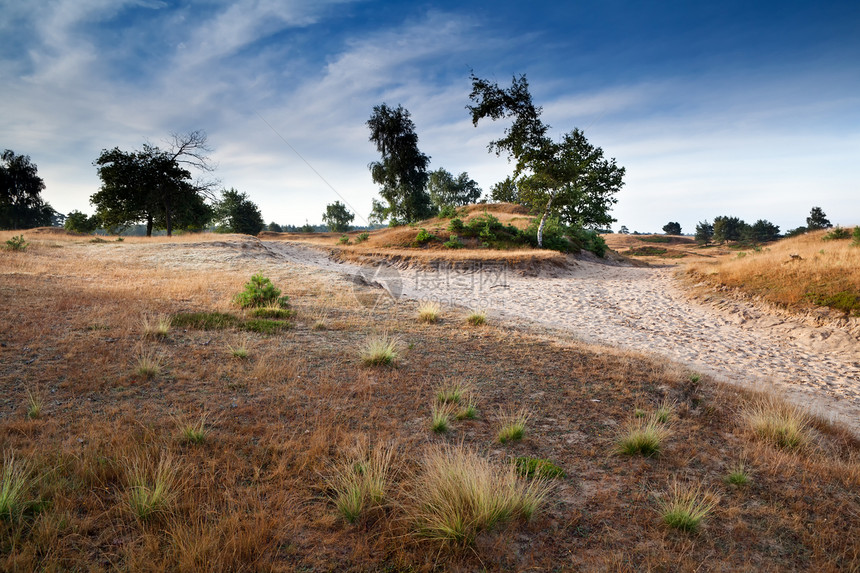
2;0;858;233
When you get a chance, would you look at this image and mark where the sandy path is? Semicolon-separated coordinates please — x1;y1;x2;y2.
262;240;860;433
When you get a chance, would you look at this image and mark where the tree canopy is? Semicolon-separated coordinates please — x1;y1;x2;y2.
427;168;482;208
215;188;264;235
367;103;434;225
468;74;624;246
91;132;216;236
662;222;681;235
0;149;56;229
806;206;832;230
322;200;354;233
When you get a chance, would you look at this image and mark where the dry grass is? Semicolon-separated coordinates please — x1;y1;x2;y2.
744;396;812;450
327;444;394;523
0;231;859;570
416;300;441;323
687;228;860;315
656;481;719;533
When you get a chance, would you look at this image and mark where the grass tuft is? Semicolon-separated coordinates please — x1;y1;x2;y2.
430;403;455;433
744;398;811;449
417;300;441;323
242;318;290;334
26;389;43;420
616;416;672;457
655;398;675;423
497;409;529;444
411;445;552;545
142;313;172;338
515;457;566;479
724;462;751;487
126;453;178;522
176;413;209;445
466;309;487;326
359;334;400;367
327;445;394;523
436;381;470;404
135;347;164;379
172;311;240;330
455;398;478;420
0;451;31;521
657;481;719;533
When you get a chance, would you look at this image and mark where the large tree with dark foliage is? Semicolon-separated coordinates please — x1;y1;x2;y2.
322;200;354;233
662;221;682;235
91;132;216;236
712;216;745;243
695;220;714;244
468;74;624;246
806;206;832;231
367;104;433;225
0;149;56;229
215;188;264;235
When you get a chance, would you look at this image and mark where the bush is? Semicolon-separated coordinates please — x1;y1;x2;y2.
414;228;437;245
853;226;860;247
438;205;459;219
338;235;350;245
443;234;464;249
355;232;370;243
234;273;290;309
823;226;851;241
4;235;28;251
448;218;465;233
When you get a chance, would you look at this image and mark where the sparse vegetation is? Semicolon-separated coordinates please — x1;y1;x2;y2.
250;306;293;319
655;398;675;423
430;402;454;433
724;462;751;487
657;481;719;533
176;413;209;445
172;311;240;330
25;389;42;420
823;226;851;241
0;451;31;520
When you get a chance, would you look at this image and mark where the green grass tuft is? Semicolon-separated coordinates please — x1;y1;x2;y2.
359;335;400;367
657;481;719;533
616;416;671;457
515;457;566;479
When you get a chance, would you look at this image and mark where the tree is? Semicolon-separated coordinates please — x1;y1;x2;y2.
662;221;682;235
806;206;832;230
64;210;100;234
490;177;519;203
712;216;745;243
91;132;216;236
427;168;482;208
367;104;433;225
695;220;713;244
322;200;354;232
750;219;780;243
618;225;629;234
468;74;624;246
215;188;264;235
0;149;56;229
267;222;283;232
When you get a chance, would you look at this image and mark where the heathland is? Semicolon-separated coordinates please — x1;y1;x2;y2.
0;222;858;571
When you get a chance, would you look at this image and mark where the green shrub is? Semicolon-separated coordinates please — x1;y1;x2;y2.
414;228;437;245
338;235;350;245
448;218;465;233
443;234;464;249
438;205;459;219
355;232;370;243
4;235;28;251
234;273;290;309
515;457;565;479
823;226;851;241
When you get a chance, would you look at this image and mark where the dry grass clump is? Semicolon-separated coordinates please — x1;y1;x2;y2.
175;412;210;445
142;313;172;338
359;334;400;366
0;451;32;521
497;408;529;444
466;309;487;326
25;389;43;420
616;415;672;457
744;397;811;449
656;481;719;533
134;346;164;379
410;445;552;546
125;453;179;522
417;300;441;323
327;444;394;523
